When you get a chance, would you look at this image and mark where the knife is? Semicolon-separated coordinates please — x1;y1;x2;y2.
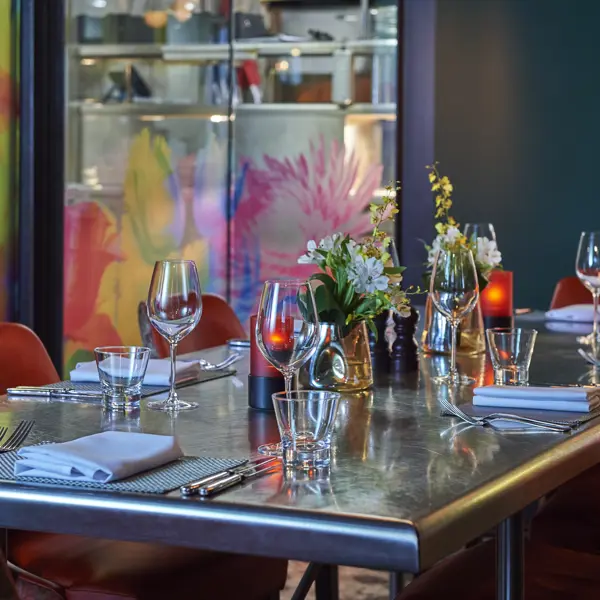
180;456;278;497
198;460;280;497
7;386;104;399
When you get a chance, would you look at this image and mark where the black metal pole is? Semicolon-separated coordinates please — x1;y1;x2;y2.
496;513;525;600
15;0;34;328
16;0;65;370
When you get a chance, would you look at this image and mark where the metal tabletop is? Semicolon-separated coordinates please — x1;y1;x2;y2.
0;317;598;580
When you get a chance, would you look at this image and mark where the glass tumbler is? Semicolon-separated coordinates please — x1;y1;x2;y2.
272;391;341;469
95;346;150;409
486;328;537;385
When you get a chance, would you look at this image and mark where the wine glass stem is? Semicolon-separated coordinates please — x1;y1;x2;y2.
168;341;178;407
450;321;458;380
284;373;293;399
593;291;599;350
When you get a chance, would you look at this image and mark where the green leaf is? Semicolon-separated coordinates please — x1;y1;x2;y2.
366;318;378;340
311;273;336;293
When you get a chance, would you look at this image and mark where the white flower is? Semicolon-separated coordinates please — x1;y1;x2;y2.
319;233;342;252
348;255;389;294
297;239;319;264
444;226;462;244
476;237;502;268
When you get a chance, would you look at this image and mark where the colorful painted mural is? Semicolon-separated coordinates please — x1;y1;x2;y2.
0;0;13;320
63;128;226;372
63;126;382;372
230;137;382;322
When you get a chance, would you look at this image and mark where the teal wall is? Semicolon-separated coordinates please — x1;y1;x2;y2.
434;0;600;309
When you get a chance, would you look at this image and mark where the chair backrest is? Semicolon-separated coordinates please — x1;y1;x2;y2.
550;276;593;309
0;324;60;395
145;294;246;358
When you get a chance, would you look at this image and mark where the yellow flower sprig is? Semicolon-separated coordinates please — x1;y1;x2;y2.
363;182;400;262
426;163;467;247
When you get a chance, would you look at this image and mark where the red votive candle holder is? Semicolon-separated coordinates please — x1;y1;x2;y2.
250;316;283;378
481;270;514;328
249;315;285;411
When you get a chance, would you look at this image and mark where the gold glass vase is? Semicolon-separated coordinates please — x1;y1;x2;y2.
421;295;485;356
299;323;374;392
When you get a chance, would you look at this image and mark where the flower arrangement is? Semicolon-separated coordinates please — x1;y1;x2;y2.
297;185;412;336
424;163;502;289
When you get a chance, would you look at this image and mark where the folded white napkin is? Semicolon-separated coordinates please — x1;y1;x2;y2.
545;304;598;323
473;385;600;413
545;321;592;335
70;359;200;386
15;431;183;482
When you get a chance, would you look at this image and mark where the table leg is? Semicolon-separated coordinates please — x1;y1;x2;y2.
496;512;524;600
389;572;411;599
315;564;339;600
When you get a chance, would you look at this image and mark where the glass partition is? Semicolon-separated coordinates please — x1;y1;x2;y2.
64;0;399;369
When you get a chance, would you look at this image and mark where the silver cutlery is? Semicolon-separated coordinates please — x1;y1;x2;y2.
180;456;278;496
0;421;35;452
7;386;103;399
578;348;600;368
198;459;281;497
197;353;241;372
439;396;572;433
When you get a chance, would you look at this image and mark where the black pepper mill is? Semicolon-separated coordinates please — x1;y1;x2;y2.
391;307;419;372
368;311;391;373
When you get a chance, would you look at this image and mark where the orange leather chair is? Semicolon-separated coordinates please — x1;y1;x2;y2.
549;276;592;309
0;323;287;600
146;293;246;358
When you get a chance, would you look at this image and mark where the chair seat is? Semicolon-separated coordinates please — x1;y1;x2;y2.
9;531;287;600
396;540;600;600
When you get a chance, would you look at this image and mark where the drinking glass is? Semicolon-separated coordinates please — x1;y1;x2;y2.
430;247;480;385
486;328;538;385
464;223;497;244
575;231;600;347
146;260;202;411
272;390;341;469
256;279;319;455
95;346;150;410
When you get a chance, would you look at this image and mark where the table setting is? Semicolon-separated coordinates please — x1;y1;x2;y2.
4;171;600;600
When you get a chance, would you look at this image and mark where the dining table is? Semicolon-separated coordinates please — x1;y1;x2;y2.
0;312;599;600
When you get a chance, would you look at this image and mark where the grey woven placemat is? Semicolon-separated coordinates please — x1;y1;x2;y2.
0;451;245;494
42;368;236;400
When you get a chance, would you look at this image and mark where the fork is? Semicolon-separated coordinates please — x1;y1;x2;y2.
196;353;241;372
439;396;571;433
578;348;600;368
0;420;35;452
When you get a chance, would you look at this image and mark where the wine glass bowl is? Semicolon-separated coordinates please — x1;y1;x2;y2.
255;279;320;456
146;260;202;412
576;231;600;347
430;247;480;385
464;223;497;244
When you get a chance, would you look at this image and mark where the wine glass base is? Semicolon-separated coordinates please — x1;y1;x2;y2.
433;374;476;386
147;400;199;412
258;443;282;457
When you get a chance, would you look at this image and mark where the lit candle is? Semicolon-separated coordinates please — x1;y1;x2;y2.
481;270;514;318
250;316;284;379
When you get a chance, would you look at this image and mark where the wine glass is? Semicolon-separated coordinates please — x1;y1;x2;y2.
464;223;497;244
256;279;319;455
430;247;480;385
576;231;600;347
146;260;202;411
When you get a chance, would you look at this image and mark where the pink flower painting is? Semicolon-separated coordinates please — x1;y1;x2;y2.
229;136;383;319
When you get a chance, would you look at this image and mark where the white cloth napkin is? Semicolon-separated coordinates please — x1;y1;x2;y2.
14;431;183;482
545;304;598;323
545;321;592;335
473;385;600;413
70;359;201;386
